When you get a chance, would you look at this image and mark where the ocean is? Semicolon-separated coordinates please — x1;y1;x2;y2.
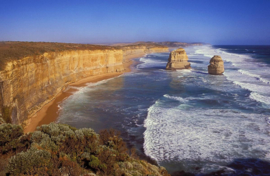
57;45;270;175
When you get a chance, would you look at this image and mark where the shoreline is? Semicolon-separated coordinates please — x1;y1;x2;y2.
23;52;149;133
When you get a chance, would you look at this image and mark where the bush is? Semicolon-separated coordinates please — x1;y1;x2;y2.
8;148;52;175
99;129;128;156
0;120;30;155
0;122;169;176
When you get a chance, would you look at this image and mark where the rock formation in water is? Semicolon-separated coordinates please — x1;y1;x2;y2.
0;42;168;125
208;55;224;75
166;48;191;70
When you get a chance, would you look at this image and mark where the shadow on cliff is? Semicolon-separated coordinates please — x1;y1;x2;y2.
171;158;270;176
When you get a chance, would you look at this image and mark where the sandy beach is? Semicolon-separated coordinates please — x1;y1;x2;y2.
24;52;147;133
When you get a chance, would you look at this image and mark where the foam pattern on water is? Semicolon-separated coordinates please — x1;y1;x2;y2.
144;101;270;172
57;46;270;174
195;45;270;105
163;94;188;103
137;53;168;69
250;92;270;105
143;45;270;173
239;69;270;84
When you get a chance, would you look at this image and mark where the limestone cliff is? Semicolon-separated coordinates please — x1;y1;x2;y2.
113;42;169;58
166;48;191;70
157;41;204;47
0;49;124;125
122;46;168;59
208;55;224;75
0;42;168;125
112;41;204;48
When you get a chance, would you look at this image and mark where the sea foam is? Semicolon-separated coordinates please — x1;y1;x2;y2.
250;92;270;105
144;101;270;173
195;45;270;105
239;69;270;84
143;45;270;173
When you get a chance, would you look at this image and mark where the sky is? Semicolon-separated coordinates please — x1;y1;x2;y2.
0;0;270;45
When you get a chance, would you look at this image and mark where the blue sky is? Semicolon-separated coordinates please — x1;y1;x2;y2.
0;0;270;45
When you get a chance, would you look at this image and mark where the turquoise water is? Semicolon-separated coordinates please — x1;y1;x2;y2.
57;45;270;175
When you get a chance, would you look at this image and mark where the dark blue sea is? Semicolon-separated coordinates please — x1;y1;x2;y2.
57;45;270;175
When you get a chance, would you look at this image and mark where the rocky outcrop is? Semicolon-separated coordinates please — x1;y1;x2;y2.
166;48;191;70
0;42;168;125
208;55;224;75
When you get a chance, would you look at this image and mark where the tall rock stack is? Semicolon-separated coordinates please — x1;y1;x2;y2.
208;55;224;75
166;48;191;70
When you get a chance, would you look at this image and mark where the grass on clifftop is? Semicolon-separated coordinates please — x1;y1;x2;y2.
0;42;115;70
0;41;168;71
0;118;169;176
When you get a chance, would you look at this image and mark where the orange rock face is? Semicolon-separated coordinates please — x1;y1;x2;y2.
166;48;191;70
208;55;224;75
0;46;168;125
0;49;124;124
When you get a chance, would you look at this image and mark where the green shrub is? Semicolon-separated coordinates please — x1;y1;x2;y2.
8;148;52;175
0;122;170;176
0;123;23;146
0;121;30;155
88;155;106;171
99;129;128;161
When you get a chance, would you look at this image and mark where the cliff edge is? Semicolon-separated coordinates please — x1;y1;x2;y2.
0;42;168;126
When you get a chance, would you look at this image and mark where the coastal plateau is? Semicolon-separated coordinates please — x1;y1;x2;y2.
0;42;168;126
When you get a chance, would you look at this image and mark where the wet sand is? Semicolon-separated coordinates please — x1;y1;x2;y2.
24;52;146;133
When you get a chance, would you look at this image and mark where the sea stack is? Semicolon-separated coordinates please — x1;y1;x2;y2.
166;48;191;70
208;55;224;75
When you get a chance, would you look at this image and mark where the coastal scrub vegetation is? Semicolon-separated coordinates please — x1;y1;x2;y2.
0;118;169;176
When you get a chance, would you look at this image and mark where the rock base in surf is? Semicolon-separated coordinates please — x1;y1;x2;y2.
166;48;191;70
208;55;224;75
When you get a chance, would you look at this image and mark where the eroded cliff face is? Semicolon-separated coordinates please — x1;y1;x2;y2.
122;46;168;59
0;45;168;125
166;48;191;70
0;49;124;125
208;55;224;75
